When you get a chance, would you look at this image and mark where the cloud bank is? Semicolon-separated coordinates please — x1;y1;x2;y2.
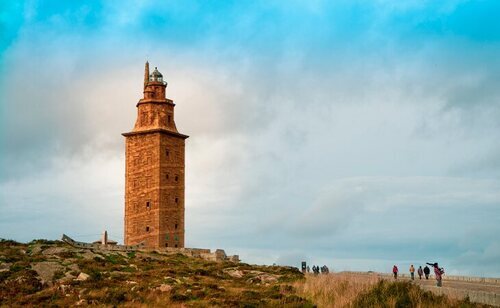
1;0;500;276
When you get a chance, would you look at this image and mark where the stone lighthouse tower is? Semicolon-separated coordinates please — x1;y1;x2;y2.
123;62;188;248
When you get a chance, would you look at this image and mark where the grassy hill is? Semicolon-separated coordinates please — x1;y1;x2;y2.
0;239;491;307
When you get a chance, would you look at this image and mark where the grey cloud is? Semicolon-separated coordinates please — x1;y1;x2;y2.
2;6;500;276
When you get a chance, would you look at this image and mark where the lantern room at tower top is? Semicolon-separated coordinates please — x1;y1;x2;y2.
139;61;172;107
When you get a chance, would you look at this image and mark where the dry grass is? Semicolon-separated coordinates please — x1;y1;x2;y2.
293;273;381;307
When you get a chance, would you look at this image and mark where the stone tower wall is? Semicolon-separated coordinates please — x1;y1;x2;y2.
123;64;188;248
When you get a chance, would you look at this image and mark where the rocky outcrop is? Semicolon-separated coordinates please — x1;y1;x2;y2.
31;262;65;286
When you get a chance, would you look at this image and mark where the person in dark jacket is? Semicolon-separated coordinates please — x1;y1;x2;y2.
423;265;430;279
417;266;423;279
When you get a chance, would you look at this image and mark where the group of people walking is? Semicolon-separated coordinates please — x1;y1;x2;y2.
392;262;445;287
307;265;329;275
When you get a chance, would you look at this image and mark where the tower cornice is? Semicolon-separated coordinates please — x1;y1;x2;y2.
122;128;189;139
137;98;175;107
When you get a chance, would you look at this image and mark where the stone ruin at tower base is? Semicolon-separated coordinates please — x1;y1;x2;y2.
62;234;239;263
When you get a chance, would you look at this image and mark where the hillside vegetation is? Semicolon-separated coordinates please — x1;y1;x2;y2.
0;239;491;307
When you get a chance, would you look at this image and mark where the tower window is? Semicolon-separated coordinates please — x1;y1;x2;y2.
166;149;170;157
146;226;150;232
175;175;179;182
175;244;178;248
166;173;169;180
165;243;168;247
175;224;178;229
168;115;171;123
146;201;150;209
175;197;179;204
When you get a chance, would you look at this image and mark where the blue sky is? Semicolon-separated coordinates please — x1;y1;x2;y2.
1;0;500;277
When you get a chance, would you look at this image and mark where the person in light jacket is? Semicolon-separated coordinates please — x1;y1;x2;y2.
409;264;415;280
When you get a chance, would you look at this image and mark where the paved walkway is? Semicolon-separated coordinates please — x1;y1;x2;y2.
344;272;500;307
400;276;500;293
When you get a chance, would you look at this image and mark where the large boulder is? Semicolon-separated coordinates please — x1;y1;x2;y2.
31;262;65;286
224;268;244;278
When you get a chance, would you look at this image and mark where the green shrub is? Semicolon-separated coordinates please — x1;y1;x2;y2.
103;288;127;304
88;269;102;281
353;280;449;308
53;270;65;281
104;253;125;265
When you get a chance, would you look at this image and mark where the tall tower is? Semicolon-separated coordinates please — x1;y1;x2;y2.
123;62;188;248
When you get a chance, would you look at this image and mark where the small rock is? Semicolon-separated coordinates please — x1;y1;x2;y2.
75;299;87;306
246;273;280;284
158;284;173;292
42;247;68;256
76;272;90;281
110;271;131;278
260;274;278;283
0;263;11;272
126;280;138;285
58;272;76;283
67;263;80;272
80;251;104;260
58;284;71;294
29;245;43;255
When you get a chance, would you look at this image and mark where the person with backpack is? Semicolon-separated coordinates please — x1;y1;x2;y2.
423;265;430;279
417;266;423;279
409;264;415;280
427;262;444;287
392;265;398;279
